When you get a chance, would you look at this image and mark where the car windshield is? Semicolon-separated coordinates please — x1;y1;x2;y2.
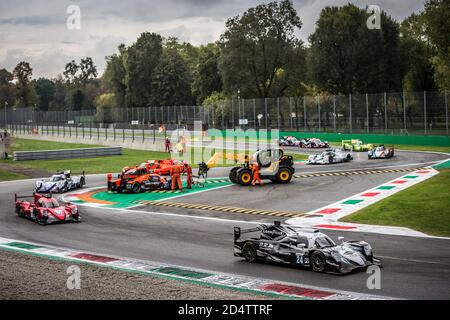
315;236;335;248
50;175;63;182
43;199;60;208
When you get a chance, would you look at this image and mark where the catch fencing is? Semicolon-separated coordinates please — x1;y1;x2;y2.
1;91;448;136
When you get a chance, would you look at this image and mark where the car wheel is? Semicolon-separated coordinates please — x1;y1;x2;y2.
311;251;326;273
242;242;257;263
132;183;141;193
16;204;24;217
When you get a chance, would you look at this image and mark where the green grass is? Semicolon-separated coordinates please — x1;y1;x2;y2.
341;169;450;237
0;169;28;181
2;149;173;175
8;138;101;153
1;138;307;179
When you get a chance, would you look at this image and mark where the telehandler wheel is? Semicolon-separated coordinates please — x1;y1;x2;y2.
276;168;292;184
237;169;253;186
229;167;239;183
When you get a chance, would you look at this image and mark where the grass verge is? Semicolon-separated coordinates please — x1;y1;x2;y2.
1;138;307;179
0;169;28;182
341;169;450;237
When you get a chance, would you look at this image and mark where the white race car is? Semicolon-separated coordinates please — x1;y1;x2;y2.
307;149;353;165
35;171;85;193
368;145;394;159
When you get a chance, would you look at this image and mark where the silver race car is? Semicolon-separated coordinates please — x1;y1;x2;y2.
234;221;381;274
307;149;353;164
35;170;85;193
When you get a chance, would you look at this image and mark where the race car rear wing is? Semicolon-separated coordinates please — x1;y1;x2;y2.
234;221;282;241
15;192;52;202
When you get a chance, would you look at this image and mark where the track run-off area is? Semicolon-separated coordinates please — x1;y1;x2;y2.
1;148;450;299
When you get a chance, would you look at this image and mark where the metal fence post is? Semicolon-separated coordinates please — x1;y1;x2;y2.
366;93;369;133
445;89;448;136
89;125;92;139
349;94;352;133
253;99;256;130
105;125;108;140
97;126;99;140
289;97;293;129
123;128;125;142
317;96;321;132
384;92;387;133
113;126;116;141
231;99;234;129
264;98;268;130
303;96;306;130
333;95;336;132
403;92;407;131
277;97;280;129
423;91;427;134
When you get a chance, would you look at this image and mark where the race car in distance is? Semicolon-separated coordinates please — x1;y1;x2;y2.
342;139;373;152
307;149;353;164
234;221;381;274
368;145;395;159
35;170;85;193
15;193;80;225
299;138;330;149
278;136;300;147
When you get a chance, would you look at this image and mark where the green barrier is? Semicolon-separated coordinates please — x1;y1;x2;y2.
209;129;450;147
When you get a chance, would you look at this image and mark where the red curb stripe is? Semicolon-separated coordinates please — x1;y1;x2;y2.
314;224;356;230
70;253;118;263
391;180;407;184
416;170;430;174
360;192;380;197
259;283;335;298
316;208;341;214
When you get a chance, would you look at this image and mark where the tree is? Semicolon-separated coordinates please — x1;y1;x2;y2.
218;0;305;98
63;60;79;84
63;57;97;86
33;78;56;111
150;48;193;106
103;44;127;108
49;75;67;111
192;44;223;104
79;57;98;84
125;32;163;108
423;0;450;91
400;13;436;91
308;4;403;94
13;61;37;107
0;69;16;108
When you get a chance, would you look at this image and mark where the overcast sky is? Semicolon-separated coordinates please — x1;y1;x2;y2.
0;0;426;79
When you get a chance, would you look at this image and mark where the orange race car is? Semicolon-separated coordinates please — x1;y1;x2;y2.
107;160;185;193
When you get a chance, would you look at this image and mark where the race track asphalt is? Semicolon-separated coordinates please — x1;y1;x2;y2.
0;150;449;299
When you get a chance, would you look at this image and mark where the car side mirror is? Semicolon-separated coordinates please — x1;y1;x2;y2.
338;236;345;242
297;243;306;248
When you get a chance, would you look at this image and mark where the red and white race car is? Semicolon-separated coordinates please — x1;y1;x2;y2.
15;193;80;225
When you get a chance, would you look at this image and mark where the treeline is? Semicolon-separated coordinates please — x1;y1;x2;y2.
0;0;448;116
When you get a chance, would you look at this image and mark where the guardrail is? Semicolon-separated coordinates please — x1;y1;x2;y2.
13;146;122;161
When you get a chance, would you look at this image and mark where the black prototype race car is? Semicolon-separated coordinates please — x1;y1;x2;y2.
234;221;381;274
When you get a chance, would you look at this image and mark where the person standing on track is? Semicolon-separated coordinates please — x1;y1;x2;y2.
165;137;171;153
170;164;183;191
251;163;263;186
184;163;193;189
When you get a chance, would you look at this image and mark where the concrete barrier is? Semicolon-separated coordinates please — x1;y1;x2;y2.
13;146;122;161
